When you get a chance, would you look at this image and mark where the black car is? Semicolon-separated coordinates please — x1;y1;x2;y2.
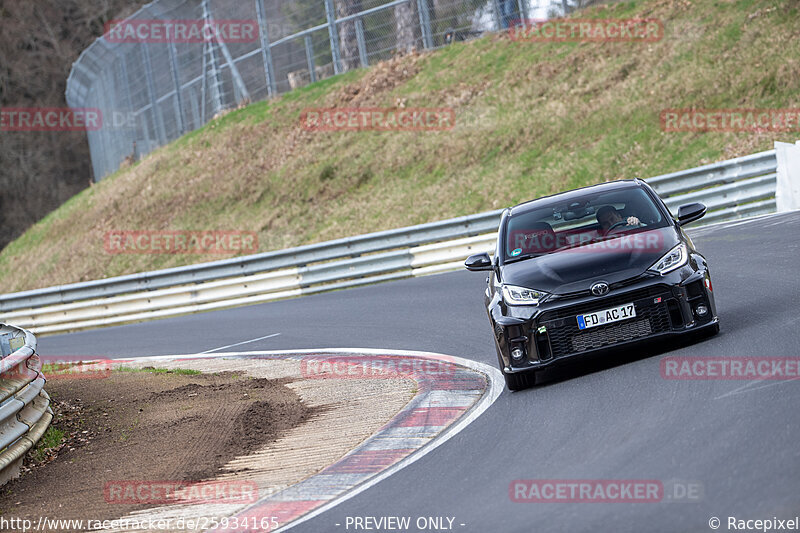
465;179;719;390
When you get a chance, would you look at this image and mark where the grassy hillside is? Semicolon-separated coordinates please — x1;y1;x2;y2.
2;0;798;293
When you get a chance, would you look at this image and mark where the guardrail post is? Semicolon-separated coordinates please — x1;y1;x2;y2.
305;35;318;83
416;0;433;49
255;0;278;97
355;18;368;67
324;0;343;75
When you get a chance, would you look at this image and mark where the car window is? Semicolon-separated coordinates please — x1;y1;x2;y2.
504;187;667;258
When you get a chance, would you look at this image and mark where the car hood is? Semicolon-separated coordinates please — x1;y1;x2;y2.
499;227;681;295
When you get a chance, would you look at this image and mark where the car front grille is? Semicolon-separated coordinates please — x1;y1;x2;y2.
571;319;652;352
540;285;667;321
536;285;674;359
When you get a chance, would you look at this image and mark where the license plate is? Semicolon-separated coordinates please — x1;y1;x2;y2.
577;303;636;330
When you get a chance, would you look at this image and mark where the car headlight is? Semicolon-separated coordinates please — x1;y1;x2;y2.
648;243;688;275
501;284;548;305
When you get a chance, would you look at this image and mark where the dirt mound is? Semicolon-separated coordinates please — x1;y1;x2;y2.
0;370;314;526
332;52;423;107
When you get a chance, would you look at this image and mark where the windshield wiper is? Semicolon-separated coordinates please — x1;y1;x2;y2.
504;253;544;263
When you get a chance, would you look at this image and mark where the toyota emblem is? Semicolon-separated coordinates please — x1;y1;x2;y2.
591;282;610;296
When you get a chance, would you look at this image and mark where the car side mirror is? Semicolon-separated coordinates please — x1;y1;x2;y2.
677;202;707;226
465;252;493;271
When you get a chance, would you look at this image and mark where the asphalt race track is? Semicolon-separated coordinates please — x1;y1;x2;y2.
41;211;800;533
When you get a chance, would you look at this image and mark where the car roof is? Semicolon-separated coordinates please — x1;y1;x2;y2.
508;179;643;217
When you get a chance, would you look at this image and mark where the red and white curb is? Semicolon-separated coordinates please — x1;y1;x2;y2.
100;349;502;532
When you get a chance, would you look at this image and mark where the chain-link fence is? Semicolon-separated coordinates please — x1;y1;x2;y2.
67;0;565;181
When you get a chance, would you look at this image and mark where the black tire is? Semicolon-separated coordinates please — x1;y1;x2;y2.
504;369;536;391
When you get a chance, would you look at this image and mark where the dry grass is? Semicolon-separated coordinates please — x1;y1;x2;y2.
1;0;798;292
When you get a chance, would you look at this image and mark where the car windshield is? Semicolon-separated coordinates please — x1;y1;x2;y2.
503;186;668;261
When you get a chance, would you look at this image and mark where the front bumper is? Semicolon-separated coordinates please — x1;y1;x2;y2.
492;269;718;374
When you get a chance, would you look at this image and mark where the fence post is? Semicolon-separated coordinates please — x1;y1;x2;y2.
202;4;251;104
108;58;129;170
324;0;343;74
305;35;317;83
215;38;252;104
167;42;186;135
202;0;224;116
516;0;528;28
84;85;104;180
416;0;433;49
200;39;208;122
492;0;503;30
141;44;167;145
115;51;139;160
189;85;201;131
255;0;277;97
355;18;368;67
95;74;113;178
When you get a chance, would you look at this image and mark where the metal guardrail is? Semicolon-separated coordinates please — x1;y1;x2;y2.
0;210;501;313
0;324;52;485
652;149;777;223
0;149;779;334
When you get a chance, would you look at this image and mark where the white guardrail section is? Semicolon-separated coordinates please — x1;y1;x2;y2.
0;149;778;335
0;324;52;485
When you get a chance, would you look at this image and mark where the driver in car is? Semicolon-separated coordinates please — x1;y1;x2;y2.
596;205;640;232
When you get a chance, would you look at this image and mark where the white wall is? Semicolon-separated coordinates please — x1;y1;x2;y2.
774;141;800;212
